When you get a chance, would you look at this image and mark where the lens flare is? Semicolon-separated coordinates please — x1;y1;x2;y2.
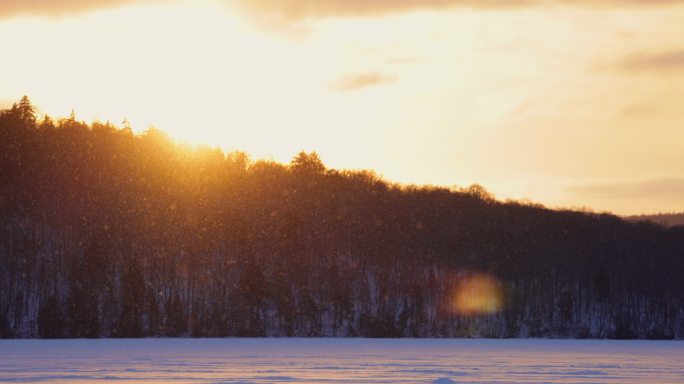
453;274;502;315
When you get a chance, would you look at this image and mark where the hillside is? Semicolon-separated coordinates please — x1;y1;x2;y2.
1;98;683;339
625;213;684;228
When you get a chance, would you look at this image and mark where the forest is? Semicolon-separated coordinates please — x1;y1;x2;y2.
1;97;683;339
626;213;684;228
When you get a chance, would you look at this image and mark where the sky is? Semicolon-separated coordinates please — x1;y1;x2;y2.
1;0;683;215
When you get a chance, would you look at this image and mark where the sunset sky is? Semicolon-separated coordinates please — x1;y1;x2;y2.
1;0;683;215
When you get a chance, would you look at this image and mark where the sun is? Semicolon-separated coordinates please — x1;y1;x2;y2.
1;1;337;163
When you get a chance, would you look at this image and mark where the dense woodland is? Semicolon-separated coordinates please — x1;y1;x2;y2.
626;213;684;228
1;97;683;339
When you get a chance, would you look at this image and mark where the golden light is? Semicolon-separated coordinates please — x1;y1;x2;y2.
1;1;683;214
453;274;503;315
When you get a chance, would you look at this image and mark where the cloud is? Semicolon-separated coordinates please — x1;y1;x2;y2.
386;57;425;65
616;50;684;73
619;103;657;117
1;0;682;20
568;177;684;201
231;0;684;24
233;0;529;24
329;72;396;92
0;0;157;19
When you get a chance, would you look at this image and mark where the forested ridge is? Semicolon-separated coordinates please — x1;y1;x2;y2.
1;97;683;339
626;213;684;228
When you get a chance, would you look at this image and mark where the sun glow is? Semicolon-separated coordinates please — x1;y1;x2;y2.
453;274;503;315
2;1;497;176
0;1;339;162
1;1;684;214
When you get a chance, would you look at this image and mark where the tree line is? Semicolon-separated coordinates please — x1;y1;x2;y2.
1;97;683;339
626;213;684;228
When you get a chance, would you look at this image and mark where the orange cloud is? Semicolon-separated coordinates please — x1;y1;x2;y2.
231;0;684;24
617;50;684;72
1;0;682;20
0;0;157;19
233;0;530;24
329;72;396;92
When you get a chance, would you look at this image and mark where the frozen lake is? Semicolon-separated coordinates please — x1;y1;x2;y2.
1;338;683;383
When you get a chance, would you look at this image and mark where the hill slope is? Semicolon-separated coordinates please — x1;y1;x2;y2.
626;213;684;228
1;98;683;339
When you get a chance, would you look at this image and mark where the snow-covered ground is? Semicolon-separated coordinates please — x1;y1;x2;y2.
0;338;682;383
